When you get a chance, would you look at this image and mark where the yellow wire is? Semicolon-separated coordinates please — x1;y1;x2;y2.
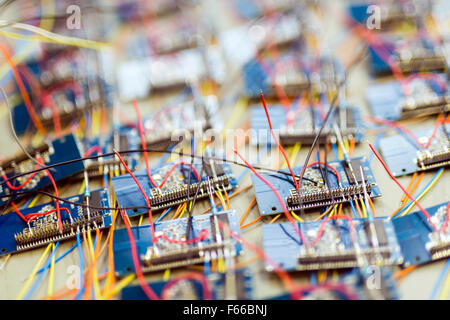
314;205;335;221
16;243;53;299
0;23;111;51
222;97;248;136
29;194;41;207
439;271;450;300
47;241;56;299
40;0;55;31
216;192;226;211
0;0;54;82
289;143;301;165
77;177;86;195
163;269;171;281
177;202;189;219
138;215;144;226
359;198;367;218
103;274;136;299
401;168;445;216
87;231;101;300
291;211;304;222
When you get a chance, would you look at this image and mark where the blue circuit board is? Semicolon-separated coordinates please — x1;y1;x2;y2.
0;134;85;206
392;202;450;267
83;127;139;172
121;268;253;300
0;188;112;256
251;157;381;216
269;267;398;300
112;160;237;218
113;210;242;276
379;126;449;176
366;77;449;121
262;217;403;272
250;105;364;146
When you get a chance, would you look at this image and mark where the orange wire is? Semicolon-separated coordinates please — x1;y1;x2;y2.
368;198;376;217
0;43;46;135
239;197;256;226
401;172;418;204
240;216;263;229
200;184;253;215
390;172;424;218
269;214;281;224
393;266;417;281
349;138;356;157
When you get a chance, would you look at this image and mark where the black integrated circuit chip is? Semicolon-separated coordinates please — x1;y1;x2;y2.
344;159;367;185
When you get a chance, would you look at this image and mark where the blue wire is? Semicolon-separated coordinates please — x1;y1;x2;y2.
332;143;339;161
310;272;318;286
429;258;450;300
350;201;358;218
103;172;109;191
156;144;174;167
392;167;444;219
24;241;60;300
155;207;172;224
75;233;84;300
35;242;79;274
368;131;386;165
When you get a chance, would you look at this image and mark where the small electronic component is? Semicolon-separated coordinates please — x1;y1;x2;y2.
379;125;450;176
112;159;237;218
366;77;449;120
0;134;85;206
116;47;225;101
243;54;345;100
250;105;364;146
262;218;403;272
80;128;140;179
251;157;381;215
12;48;113;135
141;95;222;148
121;268;253;300
392;202;450;266
113;210;241;276
0;189;112;255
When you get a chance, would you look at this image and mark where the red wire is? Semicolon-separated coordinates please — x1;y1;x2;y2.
41;93;62;137
114;151;208;245
158;161;200;188
260;90;299;190
299;161;341;182
368;143;439;233
114;150;156;238
425;115;446;149
366;116;424;149
2;164;39;190
121;209;160;300
233;149;307;244
11;201;28;223
83;145;103;158
34;155;63;231
160;272;213;300
25;208;71;223
132;99;158;188
221;221;301;300
441;202;450;234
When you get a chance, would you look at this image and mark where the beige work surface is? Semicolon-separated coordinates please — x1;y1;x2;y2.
0;1;449;300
